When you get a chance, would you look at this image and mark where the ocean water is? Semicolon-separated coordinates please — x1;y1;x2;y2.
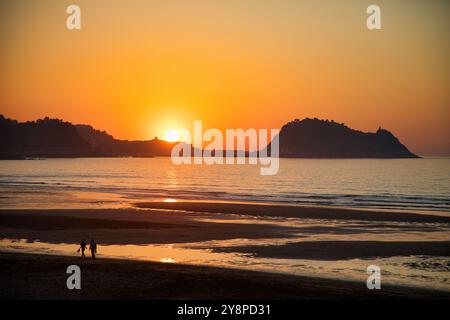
0;157;449;212
1;157;450;291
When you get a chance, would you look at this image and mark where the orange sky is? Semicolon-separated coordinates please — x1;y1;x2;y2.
0;0;449;155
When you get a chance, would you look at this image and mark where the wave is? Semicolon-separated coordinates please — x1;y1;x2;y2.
1;178;449;212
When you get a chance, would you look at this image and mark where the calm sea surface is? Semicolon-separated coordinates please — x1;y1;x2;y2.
0;157;449;212
1;157;450;290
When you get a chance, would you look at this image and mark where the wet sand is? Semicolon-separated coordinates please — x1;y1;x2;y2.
1;203;449;259
211;240;450;260
1;202;450;298
0;208;298;244
1;252;449;300
136;201;450;222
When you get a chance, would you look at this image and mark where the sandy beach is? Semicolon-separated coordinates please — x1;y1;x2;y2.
1;202;449;247
1;252;449;300
1;201;450;299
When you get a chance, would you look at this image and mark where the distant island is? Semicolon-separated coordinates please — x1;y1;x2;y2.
0;115;418;159
276;118;418;158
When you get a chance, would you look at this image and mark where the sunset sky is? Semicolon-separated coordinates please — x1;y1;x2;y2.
0;0;449;155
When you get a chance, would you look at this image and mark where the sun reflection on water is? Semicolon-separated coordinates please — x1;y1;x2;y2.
163;198;178;203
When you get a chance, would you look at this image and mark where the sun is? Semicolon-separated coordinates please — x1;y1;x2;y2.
165;129;180;142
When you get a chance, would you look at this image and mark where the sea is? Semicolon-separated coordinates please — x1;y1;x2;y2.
0;157;448;213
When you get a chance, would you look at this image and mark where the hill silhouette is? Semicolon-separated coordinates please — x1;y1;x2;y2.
274;118;418;158
0;115;92;158
75;124;177;157
0;115;418;159
0;115;175;158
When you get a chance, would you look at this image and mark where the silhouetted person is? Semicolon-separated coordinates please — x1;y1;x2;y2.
89;239;97;259
78;239;87;258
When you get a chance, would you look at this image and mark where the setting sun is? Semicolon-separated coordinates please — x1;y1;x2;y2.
165;130;180;142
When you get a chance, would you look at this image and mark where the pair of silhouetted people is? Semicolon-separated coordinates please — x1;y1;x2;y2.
78;239;97;259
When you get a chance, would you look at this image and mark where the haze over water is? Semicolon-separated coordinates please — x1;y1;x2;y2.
0;157;449;213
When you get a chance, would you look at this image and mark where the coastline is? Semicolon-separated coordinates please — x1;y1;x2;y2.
1;202;450;296
1;251;449;300
135;201;450;221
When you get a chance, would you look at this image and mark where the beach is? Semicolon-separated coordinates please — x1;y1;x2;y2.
1;202;450;298
1;252;450;300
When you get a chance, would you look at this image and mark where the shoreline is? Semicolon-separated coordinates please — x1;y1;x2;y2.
1;203;450;296
1;204;449;257
1;251;449;300
134;198;450;217
135;201;450;222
